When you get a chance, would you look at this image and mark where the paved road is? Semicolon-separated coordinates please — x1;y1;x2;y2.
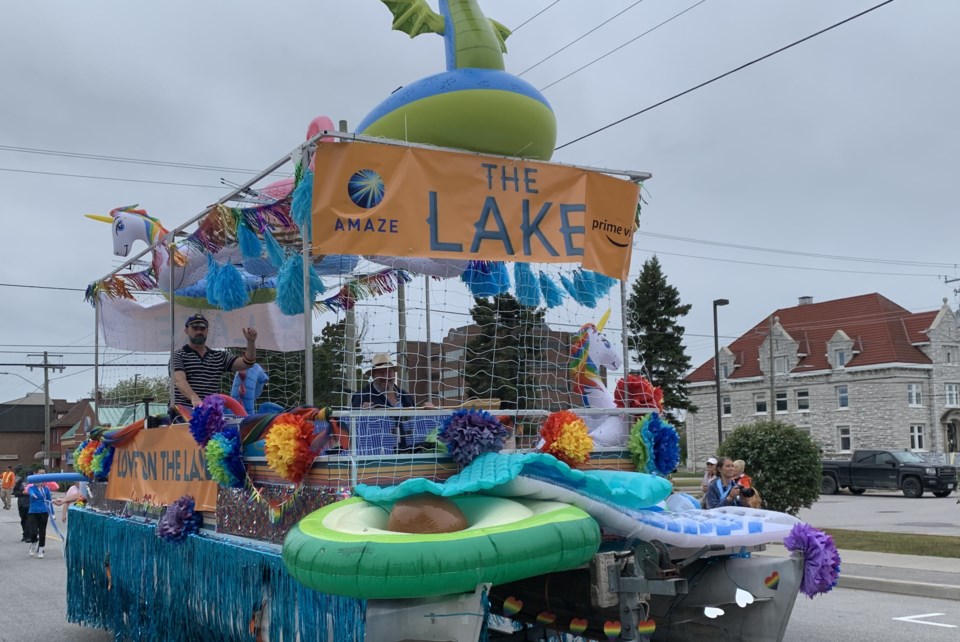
798;489;960;536
0;506;111;642
785;587;959;641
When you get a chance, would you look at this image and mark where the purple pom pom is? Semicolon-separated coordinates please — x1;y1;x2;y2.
783;522;842;598
156;495;202;543
188;395;225;447
437;409;509;466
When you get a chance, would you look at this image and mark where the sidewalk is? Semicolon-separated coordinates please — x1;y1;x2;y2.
758;544;960;600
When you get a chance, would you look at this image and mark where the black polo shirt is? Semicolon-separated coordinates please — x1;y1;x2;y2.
171;344;237;405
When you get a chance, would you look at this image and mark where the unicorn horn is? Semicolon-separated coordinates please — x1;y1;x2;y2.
596;309;612;332
85;214;114;224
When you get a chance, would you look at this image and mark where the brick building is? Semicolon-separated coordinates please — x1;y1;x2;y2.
0;392;71;468
685;294;960;464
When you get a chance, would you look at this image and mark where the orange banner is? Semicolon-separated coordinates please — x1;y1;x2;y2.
311;142;639;279
106;424;218;511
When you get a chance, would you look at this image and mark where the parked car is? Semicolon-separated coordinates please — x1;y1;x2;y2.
821;449;957;498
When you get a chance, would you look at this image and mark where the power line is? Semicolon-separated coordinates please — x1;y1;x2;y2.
0;144;282;176
635;247;943;278
556;0;896;150
0;167;223;189
0;282;85;292
512;0;561;32
638;231;959;269
539;0;708;92
519;0;648;76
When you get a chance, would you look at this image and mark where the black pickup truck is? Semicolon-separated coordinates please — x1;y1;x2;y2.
821;449;957;498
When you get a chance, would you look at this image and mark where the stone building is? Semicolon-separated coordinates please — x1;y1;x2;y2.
685;294;960;464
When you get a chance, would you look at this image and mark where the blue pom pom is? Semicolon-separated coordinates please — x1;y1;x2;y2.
237;222;263;261
205;254;222;307
264;228;286;270
292;170;313;239
514;263;540;307
538;272;565;308
214;262;250;311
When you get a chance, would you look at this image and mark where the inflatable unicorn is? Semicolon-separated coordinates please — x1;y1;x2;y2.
569;310;629;446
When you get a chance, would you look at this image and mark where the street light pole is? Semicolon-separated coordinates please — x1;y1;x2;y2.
713;299;729;449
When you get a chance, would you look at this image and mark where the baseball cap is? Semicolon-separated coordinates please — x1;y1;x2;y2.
706;457;718;465
185;314;209;328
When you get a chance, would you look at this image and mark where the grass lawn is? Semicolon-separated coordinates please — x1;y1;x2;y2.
823;529;960;558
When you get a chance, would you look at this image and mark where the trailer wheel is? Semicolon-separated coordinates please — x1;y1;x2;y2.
901;477;923;498
820;475;838;495
849;488;866;495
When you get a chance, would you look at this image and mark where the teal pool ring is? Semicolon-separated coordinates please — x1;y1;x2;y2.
282;495;600;599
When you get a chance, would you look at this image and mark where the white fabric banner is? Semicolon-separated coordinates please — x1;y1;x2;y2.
98;297;306;353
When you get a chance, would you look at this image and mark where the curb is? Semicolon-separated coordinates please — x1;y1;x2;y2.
839;575;960;601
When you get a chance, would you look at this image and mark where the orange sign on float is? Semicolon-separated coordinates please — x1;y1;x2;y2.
310;142;639;279
106;424;218;511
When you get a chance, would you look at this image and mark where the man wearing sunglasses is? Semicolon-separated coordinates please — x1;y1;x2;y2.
171;314;258;408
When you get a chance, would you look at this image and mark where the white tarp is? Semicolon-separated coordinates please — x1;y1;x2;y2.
98;297;306;353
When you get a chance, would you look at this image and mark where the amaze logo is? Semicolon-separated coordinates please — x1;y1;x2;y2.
346;169;385;209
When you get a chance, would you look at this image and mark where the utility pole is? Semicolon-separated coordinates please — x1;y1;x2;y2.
768;316;777;421
28;351;64;469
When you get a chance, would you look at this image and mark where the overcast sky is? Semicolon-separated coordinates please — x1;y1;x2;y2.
1;0;958;404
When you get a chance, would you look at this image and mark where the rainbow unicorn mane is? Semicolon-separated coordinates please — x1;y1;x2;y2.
570;323;604;399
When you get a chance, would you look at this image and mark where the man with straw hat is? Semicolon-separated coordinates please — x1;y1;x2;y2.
351;353;414;410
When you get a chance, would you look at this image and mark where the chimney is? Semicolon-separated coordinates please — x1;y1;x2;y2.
798;296;813;306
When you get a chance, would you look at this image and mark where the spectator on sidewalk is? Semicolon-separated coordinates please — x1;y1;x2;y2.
701;457;718;494
0;465;14;509
13;473;31;542
705;457;743;509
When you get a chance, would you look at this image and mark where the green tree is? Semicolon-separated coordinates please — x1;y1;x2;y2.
93;375;170;406
626;255;695;424
465;294;545;410
719;420;821;515
312;320;361;408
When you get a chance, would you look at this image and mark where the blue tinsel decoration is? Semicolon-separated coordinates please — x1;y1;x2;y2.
572;269;599;308
589;270;618;297
461;261;498;298
538;272;566;308
66;509;366;641
513;263;541;307
204;254;222;307
214;262;250;311
264;228;287;270
237;222;263;260
277;254;325;316
292;170;314;239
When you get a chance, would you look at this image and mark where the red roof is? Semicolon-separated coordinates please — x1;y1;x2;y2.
687;293;934;383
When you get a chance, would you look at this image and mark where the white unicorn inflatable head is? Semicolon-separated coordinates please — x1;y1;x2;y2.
85;204;168;257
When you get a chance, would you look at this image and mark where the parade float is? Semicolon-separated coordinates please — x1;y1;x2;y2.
67;2;839;641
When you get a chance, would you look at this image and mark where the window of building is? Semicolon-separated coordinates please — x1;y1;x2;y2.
837;425;851;452
774;356;789;374
910;424;925;450
796;425;811;436
754;392;767;414
796;389;810;412
721;395;732;416
946;346;956;364
775;390;788;413
834;349;846;368
721;363;730;380
836;385;849;409
946;383;960;407
907;383;923;407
